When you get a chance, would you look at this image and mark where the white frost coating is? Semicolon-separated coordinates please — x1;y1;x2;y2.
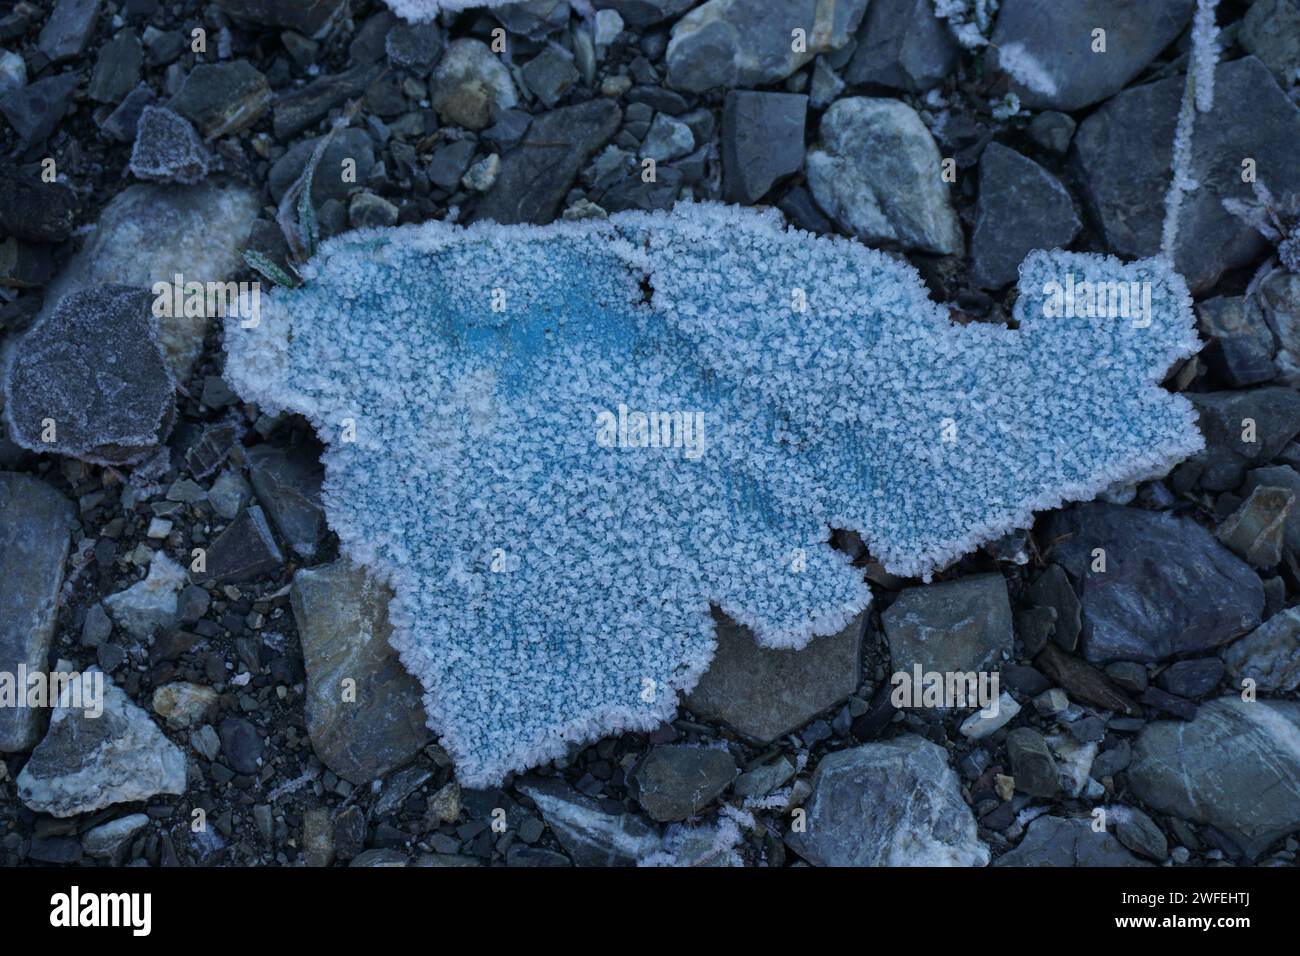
995;41;1058;97
383;0;517;21
1191;0;1220;114
1160;0;1220;258
225;202;1202;786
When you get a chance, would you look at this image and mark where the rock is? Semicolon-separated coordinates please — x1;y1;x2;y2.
290;559;429;784
521;47;578;109
1073;57;1300;293
844;0;957;91
1239;0;1300;85
519;777;660;866
82;813;149;859
245;443;325;560
17;672;187;817
427;139;477;191
1218;485;1294;568
630;745;737;822
687;611;863;743
99;83;155;142
152;682;218;729
129;106;211;185
1197;295;1276;388
593;0;695;29
1139;685;1198;721
350;849;408;867
1035;643;1136;714
0;166;77;245
302;808;334;866
734;755;796;798
1113;806;1168;862
640;112;694;163
386;19;444;74
666;0;868;93
460;154;499;193
0;72;80;145
216;0;348;40
103;552;187;639
970;143;1080;289
0;474;72;752
167;61;270;140
882;574;1012;677
1156;658;1224;700
196;506;283;584
721;91;806;205
1186;388;1300;492
1128;697;1300;859
995;815;1148;866
1259;271;1300;386
958;691;1020;739
89;30;142;105
1046;504;1264;663
1026;111;1076;155
1223;607;1300;693
0;49;24;95
1026;564;1081;652
1006;727;1059;799
37;182;260;383
268;128;375;206
989;0;1194;111
3;286;175;465
218;716;263;774
1046;731;1097;797
807;97;962;255
432;39;519;130
474;99;620;225
37;0;101;64
787;736;988;866
272;63;382;140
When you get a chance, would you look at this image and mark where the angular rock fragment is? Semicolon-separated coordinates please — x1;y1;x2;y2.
216;0;349;39
245;443;326;560
883;574;1012;677
844;0;957;92
995;815;1147;866
1223;607;1300;693
518;777;660;866
0;72;80;145
196;506;283;584
1217;485;1293;568
0;166;79;243
630;745;737;822
103;552;187;639
37;0;101;64
129;105;211;185
431;39;518;131
167;61;270;139
721;91;805;205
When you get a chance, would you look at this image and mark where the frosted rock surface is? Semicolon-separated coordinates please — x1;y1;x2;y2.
225;203;1202;785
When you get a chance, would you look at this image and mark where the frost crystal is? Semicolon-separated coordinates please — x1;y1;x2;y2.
225;203;1202;786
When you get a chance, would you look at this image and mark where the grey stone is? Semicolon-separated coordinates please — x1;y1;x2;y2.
593;0;695;28
1046;504;1264;663
1217;485;1294;568
1073;57;1300;294
37;0;101;64
3;286;175;465
81;603;112;647
721;91;806;205
1239;0;1300;85
686;611;863;743
89;30;142;105
970;143;1080;289
427;139;477;191
733;754;797;798
1197;295;1276;388
844;0;957;92
666;0;868;93
216;0;348;39
995;815;1148;866
246;443;325;560
494;0;573;36
432;39;519;131
129;106;211;185
1114;806;1168;862
883;574;1012;677
196;506;284;584
272;63;383;140
1186;388;1300;492
82;813;149;859
99;83;156;142
1026;111;1076;155
217;716;262;774
1015;606;1056;657
103;553;187;640
0;72;80;145
521;48;578;109
474;99;620;225
1224;606;1300;693
1026;564;1081;652
518;777;660;866
1006;727;1059;799
0;166;78;243
1090;738;1131;779
17;673;187;817
0;474;72;752
35;182;260;383
989;0;1194;111
268;128;375;207
808;56;844;110
349;191;400;228
808;97;962;255
167;61;270;139
1156;658;1224;700
639;112;694;163
1128;697;1300;859
787;736;989;866
631;745;737;822
1035;643;1137;713
386;20;444;75
1259;271;1300;386
291;559;430;784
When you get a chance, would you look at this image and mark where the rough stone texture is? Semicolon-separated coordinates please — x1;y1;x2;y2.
1073;56;1300;293
17;673;187;817
431;38;519;130
593;0;696;28
970;143;1081;289
36;182;260;384
1046;504;1264;663
787;736;989;866
195;506;283;584
1186;388;1300;492
1259;270;1300;386
0;474;73;752
268;128;376;206
37;0;102;64
1128;697;1300;859
152;681;219;729
129;105;211;185
0;72;81;145
82;813;150;859
1155;658;1224;699
0;168;79;243
721;91;806;205
216;0;348;40
1217;485;1293;568
1026;564;1081;652
3;286;176;466
990;0;1195;111
103;552;187;639
630;745;737;822
882;574;1012;676
1034;643;1136;713
166;60;271;139
1197;295;1276;388
474;99;621;225
1006;727;1060;798
807;97;962;255
666;0;868;93
245;443;326;560
272;63;383;140
686;612;863;743
519;777;660;866
1223;607;1300;693
995;815;1148;866
291;559;430;784
1239;0;1300;84
844;0;957;92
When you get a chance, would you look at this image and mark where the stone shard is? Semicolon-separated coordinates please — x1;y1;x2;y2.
720;91;806;205
995;815;1148;866
882;574;1012;676
518;776;660;866
630;745;737;822
844;0;958;92
1223;607;1300;694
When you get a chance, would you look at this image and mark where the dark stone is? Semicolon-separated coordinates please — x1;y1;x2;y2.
268;128;375;206
129;106;211;185
0;72;80;145
218;716;263;774
1197;296;1276;388
1000;663;1051;699
1006;727;1059;798
1046;504;1264;663
1026;564;1081;652
167;61;271;139
721;91;806;205
99;83;156;142
1139;686;1198;721
426;139;477;191
29;835;83;865
38;0;101;64
518;777;659;866
386;20;443;75
1157;657;1224;700
0;168;79;243
1034;643;1136;714
245;443;325;559
195;506;284;584
630;745;737;821
1015;606;1055;657
1189;388;1300;493
844;0;957;91
777;185;834;234
882;573;1013;676
216;0;348;40
89;30;142;105
521;48;579;109
1103;661;1147;695
1026;111;1076;155
995;815;1147;866
272;63;383;140
626;86;689;115
592;0;696;29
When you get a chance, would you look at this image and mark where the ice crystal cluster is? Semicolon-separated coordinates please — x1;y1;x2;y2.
225;203;1201;785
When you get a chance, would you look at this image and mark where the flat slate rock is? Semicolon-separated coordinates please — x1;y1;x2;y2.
995;815;1148;866
518;777;660;866
882;573;1013;676
630;744;737;822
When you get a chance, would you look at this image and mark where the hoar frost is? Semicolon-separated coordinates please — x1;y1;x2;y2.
225;203;1201;786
